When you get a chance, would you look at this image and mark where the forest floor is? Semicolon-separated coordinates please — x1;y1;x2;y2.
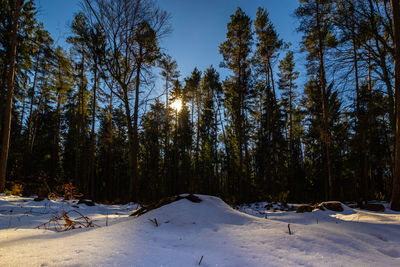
1;194;400;266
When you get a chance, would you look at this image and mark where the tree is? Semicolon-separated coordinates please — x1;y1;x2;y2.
198;66;221;194
253;7;285;200
296;0;337;200
83;23;106;199
0;0;25;192
219;7;253;201
130;20;165;198
66;13;90;192
184;68;201;186
83;0;170;200
301;77;345;201
159;54;179;109
139;99;169;201
278;50;301;200
47;46;73;180
391;0;400;211
253;7;282;98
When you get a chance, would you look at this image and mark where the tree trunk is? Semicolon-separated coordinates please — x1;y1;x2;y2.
107;87;113;201
30;79;46;153
316;0;333;200
352;21;368;201
90;63;98;199
195;87;200;191
19;71;29;132
131;56;142;201
27;51;39;148
390;0;400;211
121;84;135;201
0;0;23;192
76;46;86;192
289;76;294;197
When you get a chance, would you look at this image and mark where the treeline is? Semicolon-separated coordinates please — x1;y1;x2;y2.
1;0;400;207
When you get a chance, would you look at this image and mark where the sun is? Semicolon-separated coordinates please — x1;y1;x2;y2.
170;98;182;112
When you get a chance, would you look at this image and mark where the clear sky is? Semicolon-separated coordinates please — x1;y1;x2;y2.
34;0;302;82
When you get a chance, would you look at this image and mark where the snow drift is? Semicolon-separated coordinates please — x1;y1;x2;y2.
1;194;400;266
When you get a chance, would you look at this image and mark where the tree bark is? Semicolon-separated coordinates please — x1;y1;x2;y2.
0;0;23;192
121;85;135;201
131;55;142;201
316;0;333;200
107;87;113;201
19;71;29;132
30;79;46;153
27;51;39;148
390;0;400;211
90;62;98;199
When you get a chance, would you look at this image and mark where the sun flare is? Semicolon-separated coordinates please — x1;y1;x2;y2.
170;99;182;112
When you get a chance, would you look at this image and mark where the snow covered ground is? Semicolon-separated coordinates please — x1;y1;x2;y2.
1;194;400;266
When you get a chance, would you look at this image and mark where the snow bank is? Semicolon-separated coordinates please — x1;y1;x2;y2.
1;194;400;266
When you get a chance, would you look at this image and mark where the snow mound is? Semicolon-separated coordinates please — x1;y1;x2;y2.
135;195;254;228
1;194;400;266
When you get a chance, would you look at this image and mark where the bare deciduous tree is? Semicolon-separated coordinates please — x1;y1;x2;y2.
82;0;170;200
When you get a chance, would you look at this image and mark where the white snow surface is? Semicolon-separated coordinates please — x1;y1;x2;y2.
1;194;400;266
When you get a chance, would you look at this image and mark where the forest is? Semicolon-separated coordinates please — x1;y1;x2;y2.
1;0;400;209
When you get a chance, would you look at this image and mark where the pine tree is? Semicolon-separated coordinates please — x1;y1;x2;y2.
84;23;106;199
252;7;285;200
278;50;302;200
219;7;253;201
0;0;29;192
184;68;201;188
140;100;169;201
198;66;221;195
296;0;337;200
159;54;179;109
48;46;73;180
67;13;90;193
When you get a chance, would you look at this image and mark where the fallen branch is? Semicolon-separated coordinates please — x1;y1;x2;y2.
149;218;158;227
130;194;202;217
36;210;98;232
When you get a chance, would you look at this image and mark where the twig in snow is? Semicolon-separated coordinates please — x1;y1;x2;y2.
106;212;108;226
149;218;158;227
256;210;264;215
288;224;292;235
35;210;98;231
198;255;204;265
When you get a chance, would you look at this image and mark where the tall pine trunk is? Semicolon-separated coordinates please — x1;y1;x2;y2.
27;51;39;148
390;0;400;211
316;0;333;200
89;65;97;199
107;88;113;201
131;55;142;201
30;79;46;153
0;0;23;192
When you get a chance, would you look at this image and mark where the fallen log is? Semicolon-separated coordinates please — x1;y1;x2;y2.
130;194;202;217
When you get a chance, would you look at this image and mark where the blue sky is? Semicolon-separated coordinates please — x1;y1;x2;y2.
34;0;303;84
